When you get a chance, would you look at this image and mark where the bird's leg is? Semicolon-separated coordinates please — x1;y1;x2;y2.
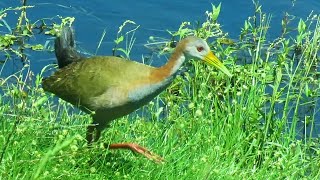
86;125;101;144
87;124;164;163
105;143;164;163
86;126;95;144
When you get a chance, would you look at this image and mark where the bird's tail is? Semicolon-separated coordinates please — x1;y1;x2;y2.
54;26;82;68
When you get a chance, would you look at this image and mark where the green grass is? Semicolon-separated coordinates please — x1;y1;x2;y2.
1;2;320;179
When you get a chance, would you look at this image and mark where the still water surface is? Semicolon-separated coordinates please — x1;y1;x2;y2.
1;0;319;71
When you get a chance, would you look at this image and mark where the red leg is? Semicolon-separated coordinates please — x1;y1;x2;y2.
86;125;164;163
106;143;164;163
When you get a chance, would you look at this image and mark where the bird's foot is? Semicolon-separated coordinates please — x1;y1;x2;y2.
106;143;164;164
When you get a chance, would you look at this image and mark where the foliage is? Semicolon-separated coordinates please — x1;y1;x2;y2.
0;3;74;67
112;20;140;59
0;1;319;179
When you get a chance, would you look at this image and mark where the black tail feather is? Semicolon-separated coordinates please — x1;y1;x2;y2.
55;27;82;68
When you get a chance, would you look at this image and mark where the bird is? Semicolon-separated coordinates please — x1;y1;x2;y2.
42;26;232;163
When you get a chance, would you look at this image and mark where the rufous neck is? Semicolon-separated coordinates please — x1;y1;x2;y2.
149;42;187;83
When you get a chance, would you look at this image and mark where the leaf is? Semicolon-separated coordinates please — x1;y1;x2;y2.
298;19;306;34
30;44;44;51
305;83;310;97
33;96;48;108
114;35;124;44
211;3;221;21
217;38;235;45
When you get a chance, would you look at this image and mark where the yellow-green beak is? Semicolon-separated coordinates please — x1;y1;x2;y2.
204;51;232;77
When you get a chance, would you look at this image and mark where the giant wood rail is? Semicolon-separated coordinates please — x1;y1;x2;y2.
42;26;232;163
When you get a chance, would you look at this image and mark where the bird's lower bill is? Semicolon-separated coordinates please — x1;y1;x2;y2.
204;51;232;77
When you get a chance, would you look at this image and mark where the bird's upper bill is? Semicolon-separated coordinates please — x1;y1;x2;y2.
204;51;232;77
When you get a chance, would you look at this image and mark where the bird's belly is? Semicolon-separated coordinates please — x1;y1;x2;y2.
92;92;160;130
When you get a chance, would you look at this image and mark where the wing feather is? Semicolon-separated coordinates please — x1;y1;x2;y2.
42;56;154;111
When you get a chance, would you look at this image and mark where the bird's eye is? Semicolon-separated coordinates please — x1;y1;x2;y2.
197;46;204;52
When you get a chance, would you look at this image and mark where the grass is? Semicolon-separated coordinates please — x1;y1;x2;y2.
1;2;320;179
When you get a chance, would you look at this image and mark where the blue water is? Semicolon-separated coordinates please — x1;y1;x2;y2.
1;0;319;74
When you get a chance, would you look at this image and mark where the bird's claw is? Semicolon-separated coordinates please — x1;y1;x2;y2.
127;143;165;164
108;143;165;164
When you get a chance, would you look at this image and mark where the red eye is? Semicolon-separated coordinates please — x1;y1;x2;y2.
197;46;204;52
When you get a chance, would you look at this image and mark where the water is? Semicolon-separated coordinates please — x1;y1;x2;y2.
1;0;319;74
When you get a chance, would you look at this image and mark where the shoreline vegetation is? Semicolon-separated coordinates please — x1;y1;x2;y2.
1;1;320;179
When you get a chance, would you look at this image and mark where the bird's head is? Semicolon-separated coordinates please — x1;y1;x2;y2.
182;36;232;77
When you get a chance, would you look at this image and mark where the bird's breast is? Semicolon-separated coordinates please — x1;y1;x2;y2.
128;76;173;105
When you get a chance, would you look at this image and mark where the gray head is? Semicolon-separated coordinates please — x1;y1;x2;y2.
181;36;211;60
178;36;232;77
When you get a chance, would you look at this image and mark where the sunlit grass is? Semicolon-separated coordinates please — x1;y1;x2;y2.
1;2;320;180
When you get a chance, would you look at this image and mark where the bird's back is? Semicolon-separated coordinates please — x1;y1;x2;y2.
42;56;156;112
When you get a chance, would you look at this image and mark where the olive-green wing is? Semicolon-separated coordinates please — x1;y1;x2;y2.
42;56;154;110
